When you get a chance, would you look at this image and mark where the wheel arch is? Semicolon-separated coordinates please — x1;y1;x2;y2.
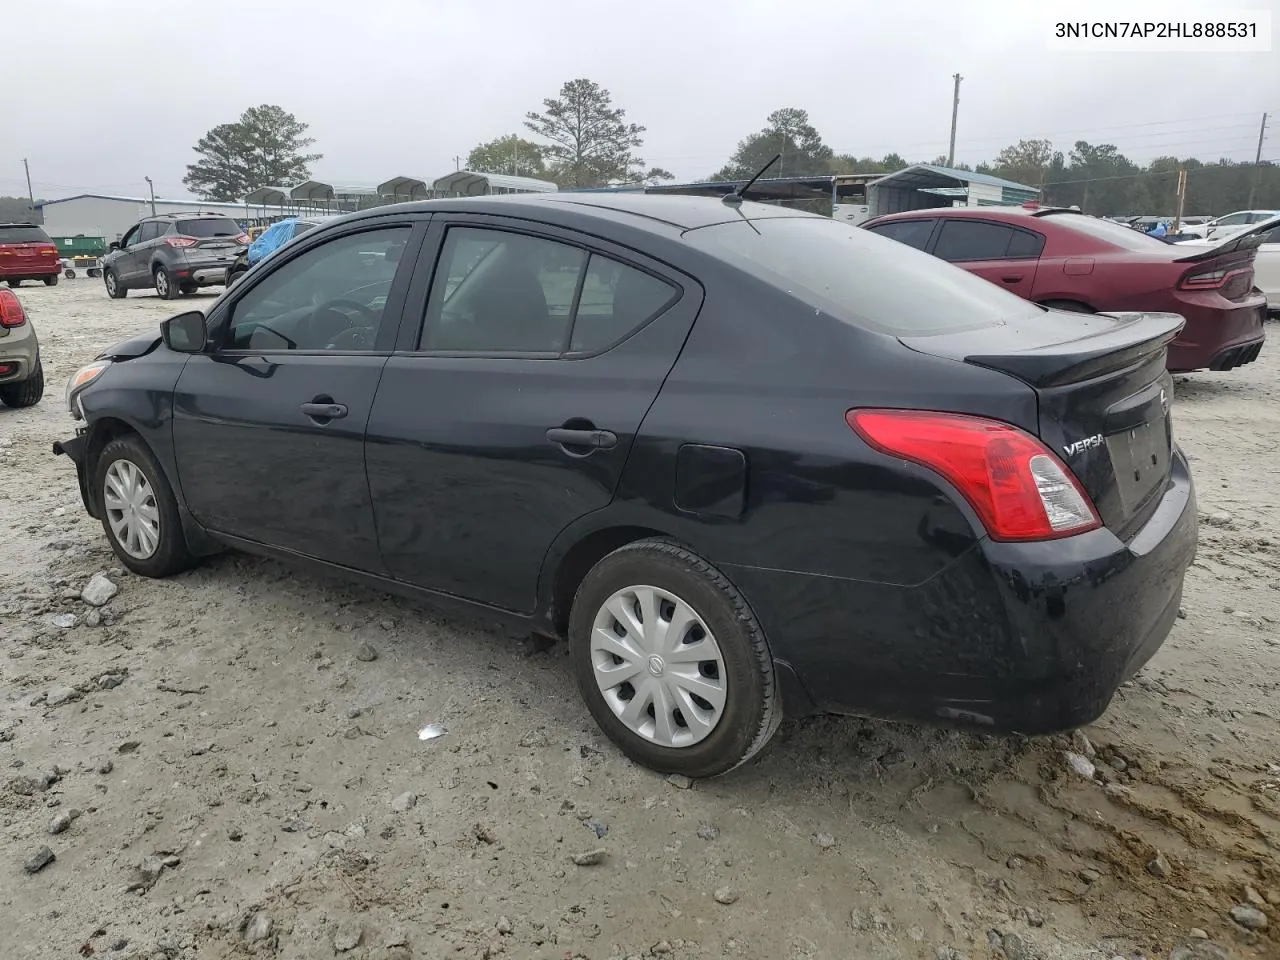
545;524;671;637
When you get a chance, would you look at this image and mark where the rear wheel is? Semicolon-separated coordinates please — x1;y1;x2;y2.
7;280;21;288
104;269;127;299
0;359;43;408
94;435;194;578
154;265;179;300
568;538;781;779
43;274;58;287
1041;299;1095;313
179;282;197;296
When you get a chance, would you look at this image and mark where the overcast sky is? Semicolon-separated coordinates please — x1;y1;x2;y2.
6;0;1277;201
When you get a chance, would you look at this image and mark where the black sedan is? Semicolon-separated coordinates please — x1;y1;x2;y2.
54;194;1198;778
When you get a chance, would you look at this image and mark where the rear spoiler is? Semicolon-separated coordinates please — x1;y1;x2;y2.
961;312;1185;388
1173;230;1264;263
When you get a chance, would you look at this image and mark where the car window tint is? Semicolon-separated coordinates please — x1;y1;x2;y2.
569;255;676;353
178;218;242;238
1006;229;1045;258
866;219;935;251
687;216;1044;336
1217;213;1248;225
226;227;411;352
138;222;161;243
932;220;1016;261
0;224;52;243
422;227;587;353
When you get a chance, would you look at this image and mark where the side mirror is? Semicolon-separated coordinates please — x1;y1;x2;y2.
108;241;121;252
161;311;207;354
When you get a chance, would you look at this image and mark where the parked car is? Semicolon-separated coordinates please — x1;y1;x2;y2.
0;288;44;406
1175;214;1280;315
54;194;1198;778
861;204;1267;373
1178;209;1280;240
224;215;333;288
0;223;61;287
102;214;249;300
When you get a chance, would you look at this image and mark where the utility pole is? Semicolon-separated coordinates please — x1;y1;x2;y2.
1246;112;1268;209
144;176;156;217
947;74;963;167
453;155;462;171
1173;167;1187;232
22;158;35;214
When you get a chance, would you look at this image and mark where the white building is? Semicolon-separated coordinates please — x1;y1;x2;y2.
36;194;265;241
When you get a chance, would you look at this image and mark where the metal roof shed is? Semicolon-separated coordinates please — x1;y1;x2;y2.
376;176;431;201
289;181;381;211
243;186;293;206
868;164;1040;216
432;171;558;197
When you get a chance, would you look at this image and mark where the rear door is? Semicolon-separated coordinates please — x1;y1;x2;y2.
928;219;1044;298
365;216;701;613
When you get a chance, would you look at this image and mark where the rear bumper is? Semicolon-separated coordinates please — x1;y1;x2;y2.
0;324;40;384
724;448;1198;733
0;261;60;280
1166;294;1266;372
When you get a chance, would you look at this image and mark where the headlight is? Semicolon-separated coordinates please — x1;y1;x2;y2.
66;361;111;418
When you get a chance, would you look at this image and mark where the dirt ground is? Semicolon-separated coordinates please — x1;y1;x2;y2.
1;278;1277;960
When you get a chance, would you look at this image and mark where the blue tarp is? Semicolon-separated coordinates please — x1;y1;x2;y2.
248;218;298;265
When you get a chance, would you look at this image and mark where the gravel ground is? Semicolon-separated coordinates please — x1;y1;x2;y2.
1;279;1278;960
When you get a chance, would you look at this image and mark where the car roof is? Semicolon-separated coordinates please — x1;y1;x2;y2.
0;222;47;228
340;192;814;233
145;212;240;220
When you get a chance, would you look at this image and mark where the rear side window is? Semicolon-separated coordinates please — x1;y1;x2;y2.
571;255;676;353
932;220;1016;261
866;219;935;250
139;222;164;242
687;216;1044;336
1007;229;1045;258
1039;212;1173;251
178;218;242;238
0;224;52;244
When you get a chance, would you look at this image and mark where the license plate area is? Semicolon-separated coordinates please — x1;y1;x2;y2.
1107;413;1171;515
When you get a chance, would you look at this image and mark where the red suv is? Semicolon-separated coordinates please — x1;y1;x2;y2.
0;223;61;288
862;205;1266;373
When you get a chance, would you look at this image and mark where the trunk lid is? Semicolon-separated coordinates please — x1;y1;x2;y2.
900;309;1184;539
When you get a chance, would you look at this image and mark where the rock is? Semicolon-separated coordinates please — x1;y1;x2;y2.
24;845;55;874
1064;751;1096;779
1023;907;1045;928
1177;607;1188;619
1000;932;1035;960
587;819;608;839
696;824;720;841
935;949;963;960
228;827;243;842
1169;942;1233;960
85;610;102;628
390;791;417;813
333;921;363;951
813;831;836;849
1147;852;1172;879
1104;783;1133;801
1079;868;1101;884
571;849;606;866
242;912;273;944
666;773;693;789
1188;928;1209;939
1107;756;1127;772
51;613;77;629
1070;731;1096;758
279;816;309;833
48;809;80;835
713;886;739;905
97;673;125;690
1229;904;1268;930
9;775;41;796
495;916;513;935
354;642;378;662
81;574;119;607
117;741;141;754
96;759;114;774
45;686;76;708
518;729;549;748
109;937;127;951
1245;885;1266;907
139;854;180;884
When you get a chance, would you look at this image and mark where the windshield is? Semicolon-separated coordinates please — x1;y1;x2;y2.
685;216;1044;336
0;224;52;244
177;218;242;238
1041;212;1176;251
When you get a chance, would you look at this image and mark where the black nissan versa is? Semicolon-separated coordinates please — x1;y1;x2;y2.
53;193;1198;778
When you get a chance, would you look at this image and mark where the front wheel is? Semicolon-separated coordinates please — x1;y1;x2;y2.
0;360;43;407
104;269;127;299
568;539;781;779
93;435;195;578
154;266;179;300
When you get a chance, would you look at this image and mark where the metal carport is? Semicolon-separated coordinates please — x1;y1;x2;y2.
431;171;557;197
867;164;1040;217
376;176;432;202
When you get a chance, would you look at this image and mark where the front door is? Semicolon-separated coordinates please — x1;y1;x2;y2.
172;221;422;572
366;219;701;613
929;218;1044;299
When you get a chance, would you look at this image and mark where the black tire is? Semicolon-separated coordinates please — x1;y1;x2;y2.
226;269;246;289
64;269;76;280
0;359;43;408
93;435;195;578
104;269;127;299
568;538;781;779
179;283;197;296
7;279;21;288
44;274;58;286
154;265;179;300
1041;299;1095;313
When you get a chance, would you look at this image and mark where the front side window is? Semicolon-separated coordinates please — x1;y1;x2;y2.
226;227;411;352
120;225;141;248
866;219;936;251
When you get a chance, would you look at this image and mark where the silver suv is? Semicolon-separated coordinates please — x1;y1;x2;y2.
102;214;248;300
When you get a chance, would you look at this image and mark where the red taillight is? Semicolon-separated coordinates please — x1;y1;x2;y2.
40;245;59;257
236;233;250;245
165;237;196;248
0;289;27;328
846;409;1101;542
1179;265;1252;291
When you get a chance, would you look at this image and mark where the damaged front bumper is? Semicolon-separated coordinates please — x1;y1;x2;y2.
53;432;97;519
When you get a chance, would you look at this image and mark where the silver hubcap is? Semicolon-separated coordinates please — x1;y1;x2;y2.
105;273;116;294
155;271;168;296
103;459;160;559
591;585;727;748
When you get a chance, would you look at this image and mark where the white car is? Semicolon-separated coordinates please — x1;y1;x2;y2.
1175;215;1279;313
1179;209;1280;240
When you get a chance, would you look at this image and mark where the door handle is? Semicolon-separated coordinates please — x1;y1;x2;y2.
301;401;348;421
546;427;618;451
1000;275;1023;283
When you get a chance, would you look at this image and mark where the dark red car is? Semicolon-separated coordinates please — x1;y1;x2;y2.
862;204;1266;373
0;223;61;288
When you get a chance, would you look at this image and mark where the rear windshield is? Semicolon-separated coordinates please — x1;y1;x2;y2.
176;218;242;238
685;216;1043;336
0;224;52;244
1039;212;1174;251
